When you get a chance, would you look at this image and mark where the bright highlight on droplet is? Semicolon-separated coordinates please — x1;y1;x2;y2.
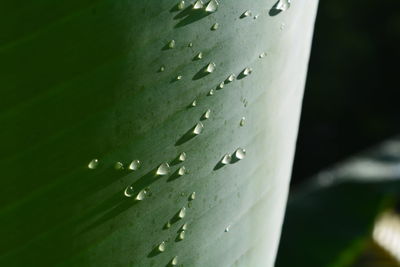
171;256;178;266
178;207;186;219
168;40;175;49
208;89;214;96
159;66;165;72
242;67;252;76
195;52;203;60
241;10;252;18
221;154;232;165
226;74;236;82
176;75;183;80
203;109;211;119
276;0;291;11
178;231;186;240
193;122;204;135
188;42;193;47
218;82;224;89
211;22;219;31
128;160;141;171
192;0;204;9
234;148;246;160
158;241;166;252
124;186;135;197
240;117;246;126
179;152;187;162
180;223;188;231
156;162;170;176
178;166;187;176
88;159;99;169
191;100;197;107
135;189;146;201
225;225;230;232
205;0;219;12
205;62;216;73
189;192;196;200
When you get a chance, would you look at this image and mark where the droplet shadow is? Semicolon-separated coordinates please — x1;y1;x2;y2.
174;7;210;28
175;126;198;146
192;65;212;80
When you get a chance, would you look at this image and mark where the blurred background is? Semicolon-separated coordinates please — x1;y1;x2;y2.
276;0;400;266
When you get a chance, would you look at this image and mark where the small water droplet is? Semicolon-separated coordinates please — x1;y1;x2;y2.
205;62;216;73
167;40;175;49
259;52;267;58
88;159;99;169
177;0;185;10
158;241;166;252
205;0;219;13
189;192;196;200
135;189;146;201
178;230;186;240
114;162;124;170
218;82;224;89
188;42;193;47
156;162;170;176
221;154;232;165
234;148;246;160
254;14;259;19
208;89;214;96
178;166;187;176
242;67;252;76
192;0;204;9
165;221;172;229
195;52;203;60
180;223;188;231
202;109;211;119
176;75;183;80
193;122;204;135
191;100;197;107
171;256;178;266
226;74;236;82
179;152;187;162
211;22;219;31
124;186;135;197
241;10;252;18
178;207;186;219
128;160;141;171
225;225;230;232
240;117;246;126
159;66;165;72
276;0;291;11
280;23;285;30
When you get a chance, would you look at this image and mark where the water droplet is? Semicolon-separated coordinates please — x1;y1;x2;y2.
178;207;186;219
254;14;259;19
217;82;224;89
280;23;285;30
191;100;197;107
178;230;186;240
205;0;219;12
171;256;178;266
242;67;252;76
241;10;252;18
128;160;141;171
259;52;267;58
165;221;172;229
135;189;146;201
178;166;187;176
225;225;230;232
234;148;246;160
179;152;187;162
226;74;236;82
188;42;193;47
156;162;170;176
114;162;124;170
158;241;166;252
124;186;135;197
208;89;214;96
88;159;99;169
276;0;291;11
205;62;216;73
177;0;185;10
202;109;211;119
192;0;204;9
159;66;165;72
189;192;196;200
221;154;232;165
167;40;175;49
193;122;204;135
176;75;183;80
211;22;219;31
195;52;203;60
180;223;188;231
240;117;246;126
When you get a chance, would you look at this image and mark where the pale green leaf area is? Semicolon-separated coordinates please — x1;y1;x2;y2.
0;0;318;266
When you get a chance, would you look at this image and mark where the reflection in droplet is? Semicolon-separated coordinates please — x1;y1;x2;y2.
178;166;187;176
158;241;166;252
178;207;186;219
171;256;178;266
135;189;146;201
276;0;291;12
168;40;176;49
192;0;204;9
189;192;196;200
179;152;187;162
205;0;219;13
156;162;170;176
203;109;211;119
226;74;236;82
221;154;232;165
114;162;124;170
241;10;252;18
177;0;185;10
240;117;246;126
193;122;204;135
124;186;135;197
205;62;216;73
234;148;246;160
211;22;219;31
208;89;214;96
88;159;99;169
178;230;186;240
128;160;141;171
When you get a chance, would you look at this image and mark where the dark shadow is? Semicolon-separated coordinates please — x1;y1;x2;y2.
173;6;193;20
192;65;212;80
169;209;185;225
175;126;198;146
269;1;283;16
174;8;209;28
213;161;226;171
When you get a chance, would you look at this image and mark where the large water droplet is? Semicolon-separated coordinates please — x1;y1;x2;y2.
211;22;219;31
202;109;211;119
135;189;146;201
192;0;204;9
234;148;246;160
171;256;179;266
114;162;124;170
242;67;252;76
177;0;185;10
221;154;232;165
158;241;166;252
240;117;246;126
179;152;187;162
167;40;176;49
226;74;236;83
124;186;135;197
205;0;219;12
189;192;196;200
178;166;187;176
241;10;252;18
178;230;186;240
193;122;204;135
88;159;99;169
156;162;170;176
128;160;141;171
195;52;203;60
205;62;216;73
178;207;186;219
276;0;291;11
